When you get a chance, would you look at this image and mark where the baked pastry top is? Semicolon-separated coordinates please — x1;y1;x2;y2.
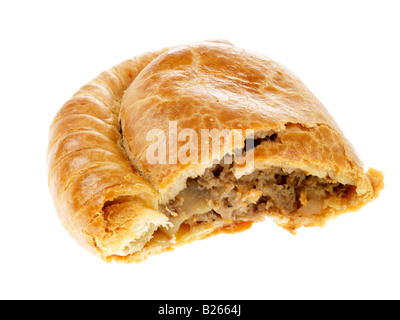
48;40;384;263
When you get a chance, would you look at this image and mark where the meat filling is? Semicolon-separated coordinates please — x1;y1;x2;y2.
163;164;351;234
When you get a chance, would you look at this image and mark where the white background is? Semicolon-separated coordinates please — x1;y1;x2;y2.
0;0;399;300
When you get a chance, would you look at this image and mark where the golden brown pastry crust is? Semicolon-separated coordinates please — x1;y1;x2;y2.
48;40;383;263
